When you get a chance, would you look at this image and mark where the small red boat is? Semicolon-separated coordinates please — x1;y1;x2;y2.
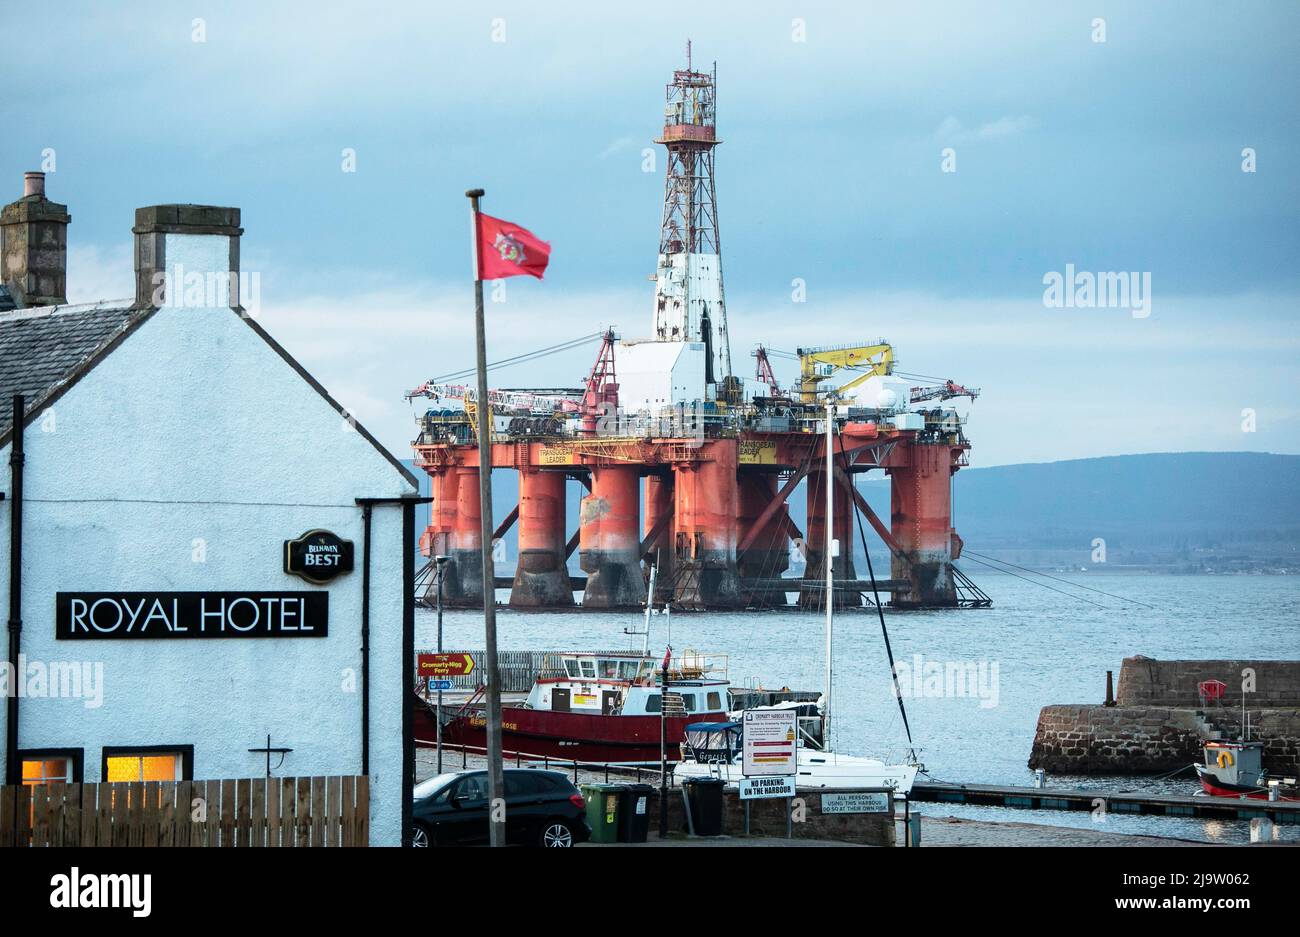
414;651;730;764
1194;740;1299;801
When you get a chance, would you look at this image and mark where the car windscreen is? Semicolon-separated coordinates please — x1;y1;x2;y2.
413;773;461;800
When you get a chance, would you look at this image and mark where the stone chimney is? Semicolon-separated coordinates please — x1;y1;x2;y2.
0;171;71;307
133;204;242;309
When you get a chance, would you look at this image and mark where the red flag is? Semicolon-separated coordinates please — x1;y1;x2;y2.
475;212;551;280
661;646;672;671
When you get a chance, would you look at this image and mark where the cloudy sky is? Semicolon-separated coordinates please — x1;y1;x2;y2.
5;1;1297;465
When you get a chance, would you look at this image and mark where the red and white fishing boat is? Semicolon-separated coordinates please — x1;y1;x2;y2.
414;650;730;764
1194;739;1298;801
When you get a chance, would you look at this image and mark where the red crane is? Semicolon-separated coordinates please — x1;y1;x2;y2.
753;345;782;397
580;328;618;435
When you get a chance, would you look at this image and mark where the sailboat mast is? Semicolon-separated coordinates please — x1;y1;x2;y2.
643;564;657;656
825;399;835;749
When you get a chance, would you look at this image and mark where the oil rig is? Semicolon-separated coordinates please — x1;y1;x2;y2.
409;52;989;612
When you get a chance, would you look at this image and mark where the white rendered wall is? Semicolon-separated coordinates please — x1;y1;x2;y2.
161;233;233;309
0;251;415;844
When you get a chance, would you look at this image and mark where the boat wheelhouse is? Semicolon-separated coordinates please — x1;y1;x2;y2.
526;651;730;718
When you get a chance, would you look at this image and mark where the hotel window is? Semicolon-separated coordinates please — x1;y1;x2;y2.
19;748;80;784
103;747;192;782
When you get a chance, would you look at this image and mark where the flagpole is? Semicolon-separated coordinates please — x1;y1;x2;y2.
466;186;506;847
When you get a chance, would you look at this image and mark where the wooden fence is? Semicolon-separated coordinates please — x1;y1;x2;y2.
0;776;369;847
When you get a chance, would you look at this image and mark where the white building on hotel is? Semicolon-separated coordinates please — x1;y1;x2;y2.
0;173;420;845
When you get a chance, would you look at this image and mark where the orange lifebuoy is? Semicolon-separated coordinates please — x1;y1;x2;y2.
1217;750;1234;769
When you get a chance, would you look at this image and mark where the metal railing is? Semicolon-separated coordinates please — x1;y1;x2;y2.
417;740;673;787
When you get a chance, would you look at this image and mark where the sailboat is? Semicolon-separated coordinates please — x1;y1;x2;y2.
673;401;921;792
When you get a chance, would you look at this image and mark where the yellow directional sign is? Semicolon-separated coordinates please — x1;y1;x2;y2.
417;653;475;678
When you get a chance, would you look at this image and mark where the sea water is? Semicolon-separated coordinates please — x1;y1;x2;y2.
415;572;1299;843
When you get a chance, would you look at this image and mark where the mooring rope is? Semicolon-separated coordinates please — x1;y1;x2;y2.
959;553;1109;609
963;549;1157;610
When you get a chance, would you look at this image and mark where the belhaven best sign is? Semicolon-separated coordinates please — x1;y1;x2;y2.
56;592;329;639
284;529;354;584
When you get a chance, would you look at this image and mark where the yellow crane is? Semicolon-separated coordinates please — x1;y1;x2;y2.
797;340;894;403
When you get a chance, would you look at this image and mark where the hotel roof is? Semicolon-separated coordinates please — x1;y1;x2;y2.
0;299;147;440
0;299;419;489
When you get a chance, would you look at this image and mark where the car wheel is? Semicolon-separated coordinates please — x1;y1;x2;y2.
411;823;432;847
539;819;575;847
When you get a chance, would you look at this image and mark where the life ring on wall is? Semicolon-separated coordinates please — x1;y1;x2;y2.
1217;750;1234;769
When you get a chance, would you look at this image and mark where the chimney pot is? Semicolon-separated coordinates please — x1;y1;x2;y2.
23;172;45;198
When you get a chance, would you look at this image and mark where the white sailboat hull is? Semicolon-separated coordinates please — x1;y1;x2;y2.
675;751;918;794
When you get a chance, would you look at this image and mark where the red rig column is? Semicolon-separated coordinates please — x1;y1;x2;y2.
737;472;790;605
643;474;675;604
889;443;958;607
800;467;859;610
442;465;485;608
672;442;742;608
419;467;456;559
418;467;455;604
579;464;646;608
510;468;573;607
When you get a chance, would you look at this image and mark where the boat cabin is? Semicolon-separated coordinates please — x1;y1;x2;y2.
522;652;729;718
1203;740;1265;788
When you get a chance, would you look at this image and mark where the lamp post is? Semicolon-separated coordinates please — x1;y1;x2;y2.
435;554;448;775
658;643;671;841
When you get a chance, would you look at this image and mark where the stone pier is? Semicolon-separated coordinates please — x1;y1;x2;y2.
1029;656;1300;775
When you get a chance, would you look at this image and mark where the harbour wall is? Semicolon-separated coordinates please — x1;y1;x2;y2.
1030;657;1300;775
647;786;896;845
1116;656;1300;708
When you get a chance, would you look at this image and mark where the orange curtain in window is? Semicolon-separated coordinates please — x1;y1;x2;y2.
105;754;179;783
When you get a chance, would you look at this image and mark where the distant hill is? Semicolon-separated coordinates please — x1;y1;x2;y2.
947;452;1300;559
404;452;1300;574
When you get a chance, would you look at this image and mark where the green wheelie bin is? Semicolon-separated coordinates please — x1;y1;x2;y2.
580;783;627;844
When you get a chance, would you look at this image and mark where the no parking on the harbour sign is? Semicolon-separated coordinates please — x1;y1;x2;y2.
742;709;798;776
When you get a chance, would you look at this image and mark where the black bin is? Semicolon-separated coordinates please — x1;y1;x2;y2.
682;777;726;836
617;784;655;843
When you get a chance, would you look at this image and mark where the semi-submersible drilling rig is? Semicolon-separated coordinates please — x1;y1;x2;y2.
409;53;989;612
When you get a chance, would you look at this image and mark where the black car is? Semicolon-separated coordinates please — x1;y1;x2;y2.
411;768;592;847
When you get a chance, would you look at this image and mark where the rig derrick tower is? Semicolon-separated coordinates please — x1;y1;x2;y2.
653;42;732;392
